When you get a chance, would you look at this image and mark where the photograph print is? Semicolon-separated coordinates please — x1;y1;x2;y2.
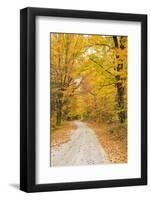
50;33;128;167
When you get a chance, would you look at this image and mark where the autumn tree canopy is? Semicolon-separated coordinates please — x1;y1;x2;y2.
50;33;127;127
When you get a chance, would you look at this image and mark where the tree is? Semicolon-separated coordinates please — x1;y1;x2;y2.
51;33;86;126
113;36;127;123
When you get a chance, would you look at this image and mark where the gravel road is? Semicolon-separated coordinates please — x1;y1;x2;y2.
51;121;109;166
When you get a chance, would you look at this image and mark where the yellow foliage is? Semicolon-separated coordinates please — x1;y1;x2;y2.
50;33;127;125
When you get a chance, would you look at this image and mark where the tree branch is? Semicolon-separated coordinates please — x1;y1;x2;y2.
89;58;114;76
99;82;116;88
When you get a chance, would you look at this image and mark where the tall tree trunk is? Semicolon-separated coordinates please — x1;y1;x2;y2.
116;68;126;123
113;36;126;123
56;105;62;126
56;91;63;126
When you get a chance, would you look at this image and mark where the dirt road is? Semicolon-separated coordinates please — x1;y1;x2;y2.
51;121;109;166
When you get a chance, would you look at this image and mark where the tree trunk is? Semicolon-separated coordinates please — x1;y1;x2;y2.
115;72;126;123
113;36;126;123
56;106;62;126
56;90;63;126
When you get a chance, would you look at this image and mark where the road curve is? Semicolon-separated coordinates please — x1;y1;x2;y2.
51;121;109;166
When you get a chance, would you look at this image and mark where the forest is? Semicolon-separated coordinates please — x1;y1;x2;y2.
50;33;127;126
50;33;128;163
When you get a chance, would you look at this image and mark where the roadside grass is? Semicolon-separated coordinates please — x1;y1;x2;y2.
87;121;127;163
51;121;76;148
